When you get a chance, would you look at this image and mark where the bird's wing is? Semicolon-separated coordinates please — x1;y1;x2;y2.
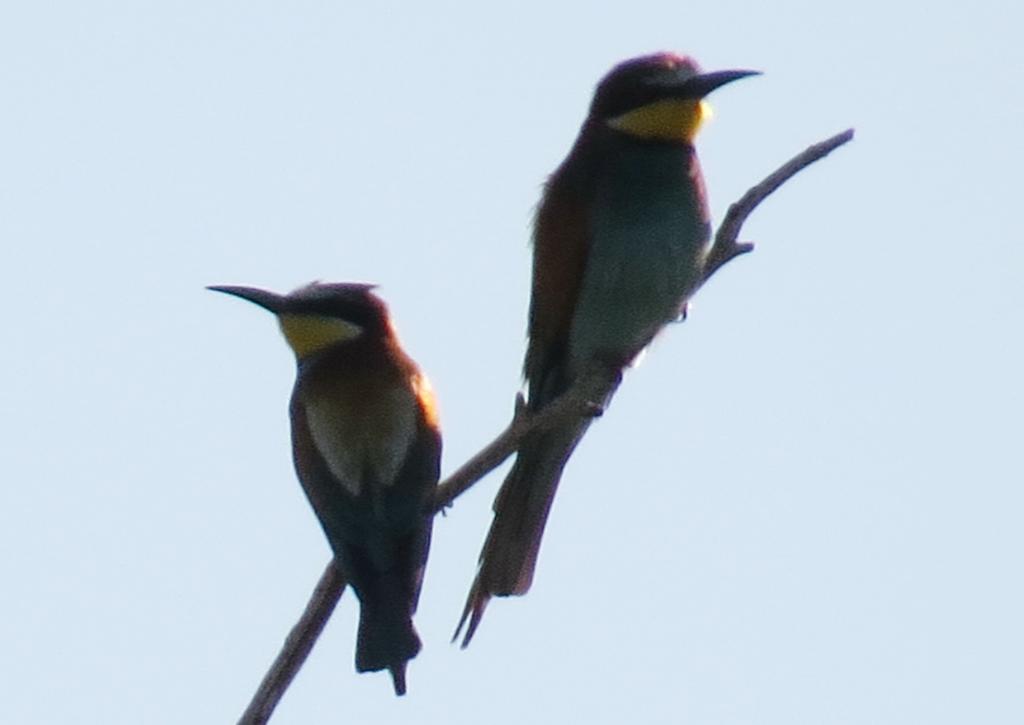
524;173;591;405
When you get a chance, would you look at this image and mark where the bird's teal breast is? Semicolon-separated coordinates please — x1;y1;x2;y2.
568;143;711;373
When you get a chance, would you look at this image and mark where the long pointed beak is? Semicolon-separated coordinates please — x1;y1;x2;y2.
671;69;760;99
207;285;286;314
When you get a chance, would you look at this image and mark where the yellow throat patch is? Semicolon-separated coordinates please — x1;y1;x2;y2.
278;314;363;358
608;98;711;142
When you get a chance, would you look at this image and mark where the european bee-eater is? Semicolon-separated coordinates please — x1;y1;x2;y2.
210;282;441;695
457;53;757;644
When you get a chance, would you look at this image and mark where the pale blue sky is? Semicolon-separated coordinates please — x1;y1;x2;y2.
2;2;1021;723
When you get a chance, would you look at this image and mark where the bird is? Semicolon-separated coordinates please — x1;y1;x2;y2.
209;282;441;695
456;53;758;645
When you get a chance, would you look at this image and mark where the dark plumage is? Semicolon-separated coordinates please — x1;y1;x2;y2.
210;282;441;695
456;54;757;645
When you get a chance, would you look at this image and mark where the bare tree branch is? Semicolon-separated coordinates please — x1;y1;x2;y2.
236;127;854;723
238;562;346;725
702;128;855;281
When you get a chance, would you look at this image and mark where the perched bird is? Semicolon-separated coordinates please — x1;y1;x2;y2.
456;53;757;644
209;282;441;695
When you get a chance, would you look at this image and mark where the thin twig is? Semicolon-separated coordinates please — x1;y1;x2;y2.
236;127;854;723
703;128;855;281
238;562;346;725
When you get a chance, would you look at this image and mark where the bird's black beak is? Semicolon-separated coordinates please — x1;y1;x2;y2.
670;69;760;99
207;285;286;314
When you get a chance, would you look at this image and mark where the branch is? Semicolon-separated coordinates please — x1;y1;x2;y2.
702;127;854;281
238;561;347;724
236;128;854;722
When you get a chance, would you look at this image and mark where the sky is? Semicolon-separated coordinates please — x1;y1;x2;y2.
2;1;1022;723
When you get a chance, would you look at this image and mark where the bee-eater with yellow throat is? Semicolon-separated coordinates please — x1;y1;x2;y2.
457;53;757;645
210;282;441;695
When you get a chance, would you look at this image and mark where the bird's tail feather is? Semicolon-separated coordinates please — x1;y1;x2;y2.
355;573;421;696
455;418;592;646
